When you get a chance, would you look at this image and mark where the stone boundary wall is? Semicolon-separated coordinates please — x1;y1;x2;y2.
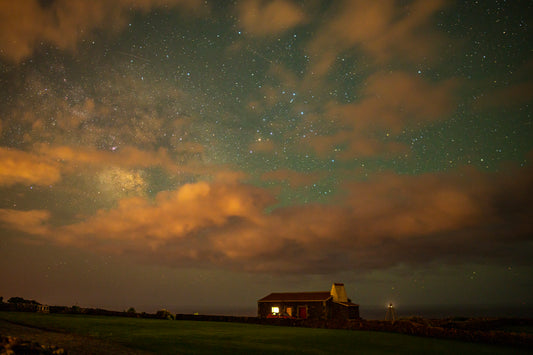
175;314;533;348
48;306;161;319
175;314;261;323
345;319;533;348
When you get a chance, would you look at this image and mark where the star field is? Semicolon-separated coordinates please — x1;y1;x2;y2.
0;0;532;313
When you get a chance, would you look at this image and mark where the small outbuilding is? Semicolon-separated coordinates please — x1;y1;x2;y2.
257;283;359;320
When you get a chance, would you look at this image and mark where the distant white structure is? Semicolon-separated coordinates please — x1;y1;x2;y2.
37;304;49;313
385;303;397;322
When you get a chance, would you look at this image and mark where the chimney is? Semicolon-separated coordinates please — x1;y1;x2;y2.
330;283;348;302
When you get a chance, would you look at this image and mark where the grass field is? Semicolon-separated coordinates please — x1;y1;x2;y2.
0;312;525;354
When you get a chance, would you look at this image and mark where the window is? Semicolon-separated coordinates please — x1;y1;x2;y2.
286;307;293;316
271;306;279;315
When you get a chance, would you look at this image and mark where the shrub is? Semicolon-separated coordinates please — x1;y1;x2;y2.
155;309;174;320
7;297;40;305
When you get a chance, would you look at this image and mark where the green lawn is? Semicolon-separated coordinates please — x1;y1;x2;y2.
0;312;524;354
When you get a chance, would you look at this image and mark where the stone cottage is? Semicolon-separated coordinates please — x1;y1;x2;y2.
258;283;359;320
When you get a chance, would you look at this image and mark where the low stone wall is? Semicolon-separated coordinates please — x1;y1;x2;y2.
345;319;533;348
175;314;261;323
48;306;161;319
174;314;533;348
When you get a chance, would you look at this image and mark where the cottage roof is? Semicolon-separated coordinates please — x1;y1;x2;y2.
335;301;359;307
258;291;332;302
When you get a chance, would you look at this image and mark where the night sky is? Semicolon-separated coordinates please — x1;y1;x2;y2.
1;0;532;316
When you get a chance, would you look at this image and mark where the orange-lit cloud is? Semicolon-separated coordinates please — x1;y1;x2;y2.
35;143;212;177
0;140;211;191
238;0;306;36
307;0;448;76
0;209;51;236
302;71;457;158
0;0;206;63
4;164;531;273
329;71;457;131
0;147;60;186
56;181;275;252
37;144;173;169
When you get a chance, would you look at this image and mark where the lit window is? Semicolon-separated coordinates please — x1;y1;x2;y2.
271;306;279;314
286;307;292;316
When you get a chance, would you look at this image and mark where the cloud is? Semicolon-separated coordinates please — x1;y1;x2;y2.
468;60;533;111
255;165;533;272
56;181;275;253
302;71;457;158
6;163;532;273
0;147;60;186
353;71;458;129
0;142;209;190
0;0;206;63
0;209;51;235
238;0;306;36
38;143;222;185
307;0;448;76
482;81;533;108
37;144;176;170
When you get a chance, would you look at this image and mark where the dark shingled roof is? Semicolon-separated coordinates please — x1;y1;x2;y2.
258;291;332;302
336;301;359;307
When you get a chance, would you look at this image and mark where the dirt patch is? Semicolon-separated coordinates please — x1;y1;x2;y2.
0;319;152;354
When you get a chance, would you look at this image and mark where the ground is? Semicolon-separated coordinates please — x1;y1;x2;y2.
0;318;151;354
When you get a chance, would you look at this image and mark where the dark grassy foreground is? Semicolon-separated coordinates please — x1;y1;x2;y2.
0;312;527;354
